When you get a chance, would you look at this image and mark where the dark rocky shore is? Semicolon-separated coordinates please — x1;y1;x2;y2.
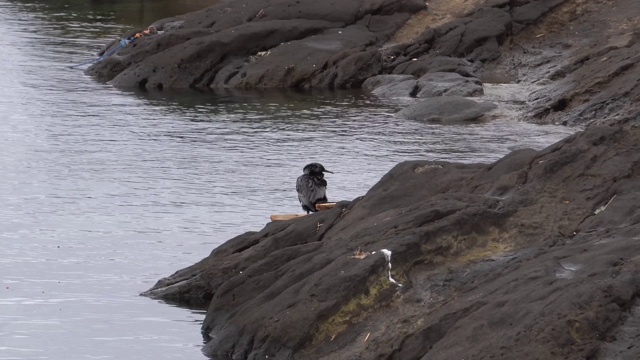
127;0;640;358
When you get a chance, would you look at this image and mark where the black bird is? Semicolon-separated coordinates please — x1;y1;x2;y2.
296;163;333;214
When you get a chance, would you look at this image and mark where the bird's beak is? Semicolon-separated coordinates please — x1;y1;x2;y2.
324;170;333;174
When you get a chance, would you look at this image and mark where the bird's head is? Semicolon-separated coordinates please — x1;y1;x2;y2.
303;162;333;175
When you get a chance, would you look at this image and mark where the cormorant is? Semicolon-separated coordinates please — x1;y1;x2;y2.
296;163;333;214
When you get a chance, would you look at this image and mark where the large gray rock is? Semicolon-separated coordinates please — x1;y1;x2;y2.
215;25;383;88
371;79;417;97
362;74;415;91
455;7;512;56
528;32;640;126
397;96;497;123
416;72;484;97
85;0;586;91
143;120;640;360
86;0;427;89
364;73;484;98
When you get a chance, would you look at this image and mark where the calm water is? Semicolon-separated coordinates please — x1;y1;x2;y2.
0;1;576;359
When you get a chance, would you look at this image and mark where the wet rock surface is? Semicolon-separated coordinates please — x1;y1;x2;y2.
368;78;417;97
139;0;640;359
397;96;496;123
362;72;483;98
480;0;640;127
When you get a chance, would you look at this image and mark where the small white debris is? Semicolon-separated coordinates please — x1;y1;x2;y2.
381;249;402;286
594;194;616;215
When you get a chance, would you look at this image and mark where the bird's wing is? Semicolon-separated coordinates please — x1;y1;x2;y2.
296;175;303;194
296;175;311;208
297;175;326;209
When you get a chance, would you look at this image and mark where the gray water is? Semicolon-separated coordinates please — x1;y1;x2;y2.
0;1;576;359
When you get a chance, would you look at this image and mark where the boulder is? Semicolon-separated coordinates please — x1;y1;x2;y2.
214;25;382;88
455;7;511;56
397;96;496;123
415;72;484;97
467;36;501;62
362;74;415;91
371;79;418;97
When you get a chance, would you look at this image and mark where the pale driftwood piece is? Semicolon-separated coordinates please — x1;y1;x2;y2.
270;202;336;221
270;214;307;222
315;202;337;211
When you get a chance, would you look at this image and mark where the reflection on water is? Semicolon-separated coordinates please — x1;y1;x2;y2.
86;0;221;27
13;0;221;28
0;1;577;359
